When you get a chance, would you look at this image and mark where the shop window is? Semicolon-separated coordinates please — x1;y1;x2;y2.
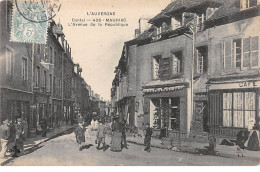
172;51;182;74
222;92;256;129
152;55;161;80
6;47;14;77
240;0;259;10
22;57;28;81
170;98;180;131
196;46;208;74
223;36;259;71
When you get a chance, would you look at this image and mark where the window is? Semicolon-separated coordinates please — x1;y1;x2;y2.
223;36;259;71
6;47;13;76
196;46;208;74
240;0;259;9
49;46;53;63
6;3;12;31
162;22;168;33
233;39;242;68
54;51;57;65
43;70;47;89
53;76;56;95
197;12;206;32
59;79;62;96
172;51;182;74
171;17;181;30
35;66;40;87
22;57;28;80
153;26;161;40
37;44;41;54
49;74;52;93
223;92;256;129
152;55;161;80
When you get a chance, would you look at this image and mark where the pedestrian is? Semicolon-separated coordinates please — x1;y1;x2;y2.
110;117;122;152
74;117;86;151
0;119;11;158
96;120;107;151
144;123;153;152
13;117;25;157
121;119;128;149
41;117;48;137
22;116;28;139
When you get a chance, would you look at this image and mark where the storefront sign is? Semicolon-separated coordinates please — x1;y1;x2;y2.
210;80;260;90
143;85;185;93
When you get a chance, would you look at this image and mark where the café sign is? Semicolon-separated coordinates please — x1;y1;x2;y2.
210;80;260;90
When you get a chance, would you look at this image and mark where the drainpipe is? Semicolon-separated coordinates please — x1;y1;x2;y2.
31;43;35;136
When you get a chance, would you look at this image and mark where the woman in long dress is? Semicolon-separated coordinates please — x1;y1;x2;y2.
110;118;122;152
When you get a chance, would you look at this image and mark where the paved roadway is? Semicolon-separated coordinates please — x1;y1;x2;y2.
4;128;259;166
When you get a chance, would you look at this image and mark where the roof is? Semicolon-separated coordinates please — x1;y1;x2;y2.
207;0;246;21
149;0;225;23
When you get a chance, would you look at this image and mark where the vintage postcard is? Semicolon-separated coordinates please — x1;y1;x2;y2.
0;0;260;166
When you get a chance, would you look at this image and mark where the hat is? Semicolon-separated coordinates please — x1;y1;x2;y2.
17;118;22;122
3;119;11;124
77;117;84;123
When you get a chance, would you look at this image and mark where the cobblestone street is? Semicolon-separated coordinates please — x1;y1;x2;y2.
3;129;259;166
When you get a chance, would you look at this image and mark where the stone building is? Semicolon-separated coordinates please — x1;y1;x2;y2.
111;0;260;143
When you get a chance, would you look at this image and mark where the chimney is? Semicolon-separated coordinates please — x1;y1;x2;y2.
135;29;141;38
139;18;151;34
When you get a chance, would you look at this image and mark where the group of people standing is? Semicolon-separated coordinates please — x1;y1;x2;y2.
74;116;153;153
0;117;28;159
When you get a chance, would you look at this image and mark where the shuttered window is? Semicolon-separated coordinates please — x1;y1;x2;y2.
224;41;232;70
209;93;222;126
223;36;259;71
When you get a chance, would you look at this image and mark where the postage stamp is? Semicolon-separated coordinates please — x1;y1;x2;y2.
10;0;62;44
10;1;49;44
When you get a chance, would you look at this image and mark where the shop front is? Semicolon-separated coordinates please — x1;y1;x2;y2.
142;82;189;139
208;77;260;139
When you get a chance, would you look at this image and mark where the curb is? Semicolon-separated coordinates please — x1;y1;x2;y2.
127;139;260;162
0;126;75;166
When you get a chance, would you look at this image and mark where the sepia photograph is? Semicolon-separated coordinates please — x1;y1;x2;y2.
0;0;260;166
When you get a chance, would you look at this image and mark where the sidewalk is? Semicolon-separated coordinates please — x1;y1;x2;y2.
0;125;75;165
126;135;260;162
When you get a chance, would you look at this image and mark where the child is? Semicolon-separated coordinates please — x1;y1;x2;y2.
144;123;153;152
96;120;107;151
74;117;86;151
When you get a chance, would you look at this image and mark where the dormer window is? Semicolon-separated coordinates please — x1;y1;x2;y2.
153;26;161;40
196;12;206;32
240;0;259;10
171;17;182;30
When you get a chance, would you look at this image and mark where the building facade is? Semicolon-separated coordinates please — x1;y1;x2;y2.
111;0;260;142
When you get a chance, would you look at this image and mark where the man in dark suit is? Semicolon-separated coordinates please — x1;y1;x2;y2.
144;123;153;152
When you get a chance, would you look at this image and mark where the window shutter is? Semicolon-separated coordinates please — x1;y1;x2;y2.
243;37;250;68
224;41;232;70
240;0;244;9
194;49;198;75
251;36;258;67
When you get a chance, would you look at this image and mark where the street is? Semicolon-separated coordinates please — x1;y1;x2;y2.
3;128;259;166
